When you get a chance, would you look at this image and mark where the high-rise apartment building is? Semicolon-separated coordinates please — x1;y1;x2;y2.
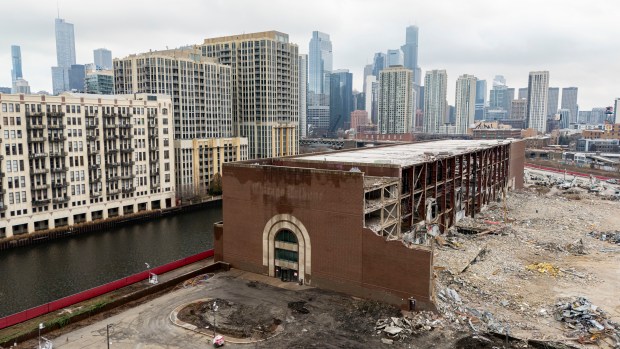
329;69;353;133
386;49;404;67
202;31;299;158
561;87;579;125
52;18;77;95
378;67;414;134
115;48;232;140
85;69;114;95
11;45;23;93
0;93;176;238
423;70;448;133
93;48;113;70
455;74;477;134
526;71;550;133
114;47;244;197
401;25;421;85
547;87;559;117
475;80;487;120
559;109;571;129
299;54;308;138
510;99;528;121
364;75;377;124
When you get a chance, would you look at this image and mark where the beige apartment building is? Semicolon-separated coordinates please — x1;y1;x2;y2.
174;138;248;198
0;92;176;238
202;31;299;159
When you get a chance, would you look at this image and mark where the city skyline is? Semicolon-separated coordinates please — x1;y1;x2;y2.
0;0;618;109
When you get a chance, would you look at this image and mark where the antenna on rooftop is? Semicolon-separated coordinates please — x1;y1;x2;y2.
57;0;60;18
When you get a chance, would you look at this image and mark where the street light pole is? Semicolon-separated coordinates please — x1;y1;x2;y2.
107;324;111;349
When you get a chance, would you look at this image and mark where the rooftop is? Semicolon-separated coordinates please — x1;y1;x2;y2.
294;139;513;167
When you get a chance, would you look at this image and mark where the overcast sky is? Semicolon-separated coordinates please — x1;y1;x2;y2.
0;0;618;110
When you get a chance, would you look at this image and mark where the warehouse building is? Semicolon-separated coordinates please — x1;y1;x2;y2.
215;139;525;309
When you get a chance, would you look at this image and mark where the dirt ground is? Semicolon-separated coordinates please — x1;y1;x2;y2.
433;182;620;349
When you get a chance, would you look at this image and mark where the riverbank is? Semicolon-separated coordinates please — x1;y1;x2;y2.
0;196;221;251
0;257;228;347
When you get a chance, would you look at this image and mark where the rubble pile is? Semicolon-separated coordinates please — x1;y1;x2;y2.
374;311;441;342
436;287;508;334
589;230;620;245
555;297;620;346
526;262;560;276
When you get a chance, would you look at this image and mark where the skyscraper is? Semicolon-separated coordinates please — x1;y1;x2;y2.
364;75;377;123
455;74;477;134
475;79;487;120
68;64;85;92
329;69;353;133
299;54;308;138
93;48;113;70
423;70;448;133
401;25;421;85
518;88;528;100
372;52;386;76
547;87;559;117
561;87;579;125
10;45;23;92
526;71;550;133
52;18;77;95
614;98;620;124
202;31;299;158
378;66;414;134
308;31;332;95
386;49;404;67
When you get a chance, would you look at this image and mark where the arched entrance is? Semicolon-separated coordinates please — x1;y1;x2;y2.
262;214;311;284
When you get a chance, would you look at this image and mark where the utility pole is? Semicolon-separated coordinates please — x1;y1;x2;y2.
107;324;111;349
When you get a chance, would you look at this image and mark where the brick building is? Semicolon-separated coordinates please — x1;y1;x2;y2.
215;140;525;309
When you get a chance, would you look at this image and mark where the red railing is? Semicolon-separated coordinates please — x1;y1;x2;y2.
525;163;613;181
0;249;214;330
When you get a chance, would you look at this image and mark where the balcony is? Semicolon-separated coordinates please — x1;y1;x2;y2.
107;188;120;195
150;169;160;176
51;181;68;189
150;146;159;151
89;176;101;183
47;124;65;130
88;164;100;170
118;114;131;119
30;168;47;175
31;183;49;190
52;196;70;204
26;112;45;117
120;173;135;180
106;162;120;168
88;148;99;156
149;158;160;164
122;186;135;194
28;152;47;159
27;136;46;143
86;135;98;141
90;192;102;198
106;175;120;182
103;124;117;129
49;151;67;158
105;135;118;141
49;135;67;143
0;205;6;212
120;147;134;153
48;112;65;117
32;199;51;206
0;188;6;195
86;123;99;129
119;133;134;140
148;122;157;128
150;182;160;189
148;134;157;139
26;123;46;130
118;124;133;129
50;166;68;173
121;160;135;167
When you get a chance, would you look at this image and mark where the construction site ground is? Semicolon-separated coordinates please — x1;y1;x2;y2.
8;170;620;349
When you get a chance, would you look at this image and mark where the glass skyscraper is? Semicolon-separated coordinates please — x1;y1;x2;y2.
308;31;332;95
401;26;421;85
11;45;23;83
94;48;113;70
52;18;76;94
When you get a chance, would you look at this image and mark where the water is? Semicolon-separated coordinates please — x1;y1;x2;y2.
0;203;222;317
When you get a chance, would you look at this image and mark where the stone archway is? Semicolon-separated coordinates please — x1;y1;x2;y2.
262;214;311;283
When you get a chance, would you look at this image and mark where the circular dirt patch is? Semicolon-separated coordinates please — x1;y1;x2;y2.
177;298;282;340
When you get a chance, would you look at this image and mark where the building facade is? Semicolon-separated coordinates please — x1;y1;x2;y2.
423;70;448;133
174;137;248;198
11;45;23;93
401;25;421;85
52;18;77;95
510;99;527;121
455;74;477;134
298;54;308;138
0;92;176;238
386;49;404;67
202;31;299;159
85;69;114;95
215;139;525;309
93;48;113;70
329;69;353;133
547;87;559;118
561;87;579;125
475;79;487;120
378;67;413;134
308;31;332;96
526;71;550;133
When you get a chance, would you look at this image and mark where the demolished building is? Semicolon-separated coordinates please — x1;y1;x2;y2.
214;139;525;309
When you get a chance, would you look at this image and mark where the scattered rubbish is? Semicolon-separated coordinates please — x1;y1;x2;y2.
375;311;441;342
588;230;620;245
525;262;560;276
380;338;393;345
554;297;620;346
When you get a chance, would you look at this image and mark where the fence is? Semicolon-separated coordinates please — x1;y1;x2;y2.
525;163;612;181
0;249;214;330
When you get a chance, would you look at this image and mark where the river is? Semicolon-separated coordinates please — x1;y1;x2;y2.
0;203;222;317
